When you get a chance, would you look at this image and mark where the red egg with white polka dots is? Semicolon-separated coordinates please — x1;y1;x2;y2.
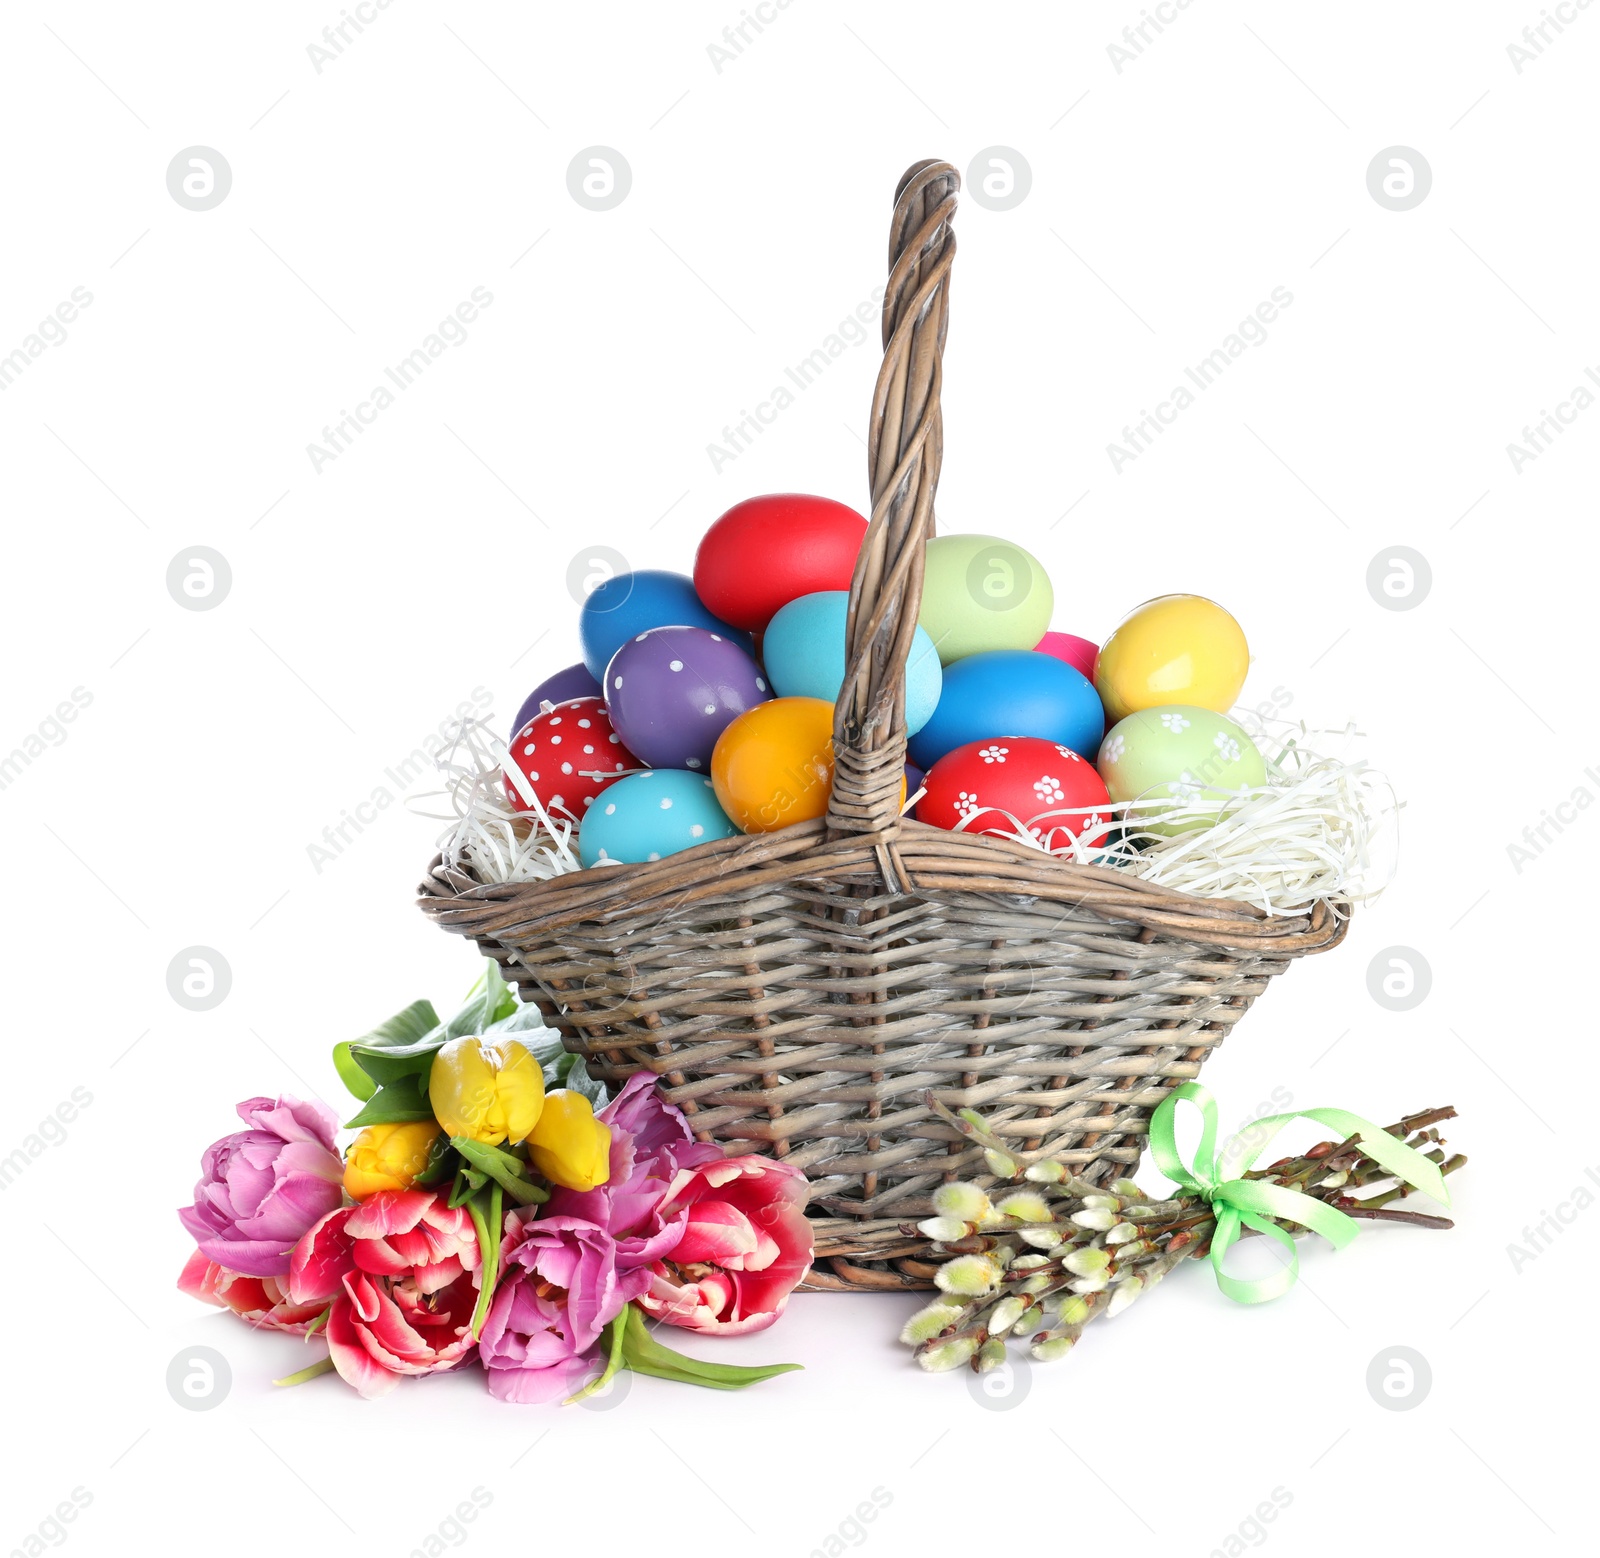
918;735;1113;852
503;697;638;823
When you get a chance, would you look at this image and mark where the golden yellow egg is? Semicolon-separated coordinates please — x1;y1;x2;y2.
711;697;836;833
1095;595;1249;724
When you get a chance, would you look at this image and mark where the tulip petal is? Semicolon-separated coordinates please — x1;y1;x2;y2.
325;1297;399;1399
287;1207;355;1304
672;1200;760;1265
345;1189;431;1240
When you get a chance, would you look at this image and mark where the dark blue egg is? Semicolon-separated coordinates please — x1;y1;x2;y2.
579;570;749;681
908;649;1106;770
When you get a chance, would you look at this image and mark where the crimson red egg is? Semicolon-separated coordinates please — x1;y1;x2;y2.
693;493;868;631
503;697;638;824
918;735;1112;851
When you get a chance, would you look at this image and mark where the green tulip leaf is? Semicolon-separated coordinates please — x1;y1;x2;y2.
352;998;440;1051
442;960;516;1042
451;1137;549;1206
618;1304;801;1391
343;1074;436;1129
557;1052;609;1109
332;1041;378;1101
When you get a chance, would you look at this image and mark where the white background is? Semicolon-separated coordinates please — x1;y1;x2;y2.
1;3;1592;1554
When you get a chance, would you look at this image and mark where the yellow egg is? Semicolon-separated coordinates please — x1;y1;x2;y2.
1095;595;1249;724
711;697;836;833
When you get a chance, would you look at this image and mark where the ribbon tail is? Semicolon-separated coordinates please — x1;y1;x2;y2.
1299;1107;1452;1208
1212;1209;1300;1305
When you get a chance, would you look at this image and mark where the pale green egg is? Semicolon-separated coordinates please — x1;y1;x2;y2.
1096;705;1265;836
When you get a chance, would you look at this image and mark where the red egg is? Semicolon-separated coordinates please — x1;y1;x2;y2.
503;697;638;823
919;735;1112;851
694;493;868;631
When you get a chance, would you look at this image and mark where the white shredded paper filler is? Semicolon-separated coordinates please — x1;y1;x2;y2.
415;714;1397;917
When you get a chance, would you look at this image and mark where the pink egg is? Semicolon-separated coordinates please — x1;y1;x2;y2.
1036;631;1100;685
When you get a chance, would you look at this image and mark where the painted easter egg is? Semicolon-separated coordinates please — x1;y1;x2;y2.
504;698;638;824
907;650;1104;771
711;696;836;834
604;626;770;772
694;494;868;631
511;662;601;739
1095;595;1248;725
579;769;739;866
917;534;1055;665
919;736;1112;852
1097;705;1266;835
579;569;749;682
762;590;943;736
1035;631;1099;686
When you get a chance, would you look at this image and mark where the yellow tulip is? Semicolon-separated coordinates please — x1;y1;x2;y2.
343;1120;443;1199
526;1091;613;1191
429;1036;545;1145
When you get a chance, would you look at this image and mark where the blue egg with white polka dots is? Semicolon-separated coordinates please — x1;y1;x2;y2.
578;769;739;867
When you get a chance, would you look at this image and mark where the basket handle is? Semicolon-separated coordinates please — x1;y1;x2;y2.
825;159;958;843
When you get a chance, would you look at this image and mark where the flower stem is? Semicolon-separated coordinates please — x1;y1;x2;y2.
274;1356;336;1387
452;1136;549;1205
564;1308;630;1405
467;1180;504;1341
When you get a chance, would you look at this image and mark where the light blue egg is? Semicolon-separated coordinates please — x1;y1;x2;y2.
578;770;738;867
762;590;943;735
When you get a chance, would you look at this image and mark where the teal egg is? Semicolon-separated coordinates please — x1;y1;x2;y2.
1096;705;1266;835
762;590;943;735
578;770;738;866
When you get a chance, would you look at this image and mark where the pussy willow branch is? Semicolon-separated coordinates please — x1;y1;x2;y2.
900;1100;1464;1371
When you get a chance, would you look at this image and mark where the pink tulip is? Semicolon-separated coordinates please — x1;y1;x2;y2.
637;1154;813;1335
177;1095;344;1278
288;1189;481;1398
177;1250;326;1335
478;1213;649;1404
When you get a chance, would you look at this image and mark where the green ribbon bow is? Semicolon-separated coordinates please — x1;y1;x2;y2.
1147;1082;1451;1305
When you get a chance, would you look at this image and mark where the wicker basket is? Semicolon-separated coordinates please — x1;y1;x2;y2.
418;159;1347;1292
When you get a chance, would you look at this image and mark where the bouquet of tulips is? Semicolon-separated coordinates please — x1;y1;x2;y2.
177;962;812;1402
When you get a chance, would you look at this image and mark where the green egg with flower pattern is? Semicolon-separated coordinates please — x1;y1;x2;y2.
1095;705;1265;836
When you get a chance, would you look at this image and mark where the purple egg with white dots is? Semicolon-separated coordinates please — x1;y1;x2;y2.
603;625;771;771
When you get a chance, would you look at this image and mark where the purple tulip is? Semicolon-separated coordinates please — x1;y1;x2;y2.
177;1095;344;1278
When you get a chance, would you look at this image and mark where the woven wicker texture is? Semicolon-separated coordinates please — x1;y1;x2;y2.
418;159;1347;1291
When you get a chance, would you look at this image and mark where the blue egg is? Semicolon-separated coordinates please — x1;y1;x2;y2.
579;570;749;682
908;649;1106;770
578;770;739;867
762;590;943;736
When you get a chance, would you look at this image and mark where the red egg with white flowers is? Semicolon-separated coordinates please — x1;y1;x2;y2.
503;697;638;823
918;736;1112;852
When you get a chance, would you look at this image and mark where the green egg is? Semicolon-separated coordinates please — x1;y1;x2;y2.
917;533;1055;665
1096;705;1266;836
